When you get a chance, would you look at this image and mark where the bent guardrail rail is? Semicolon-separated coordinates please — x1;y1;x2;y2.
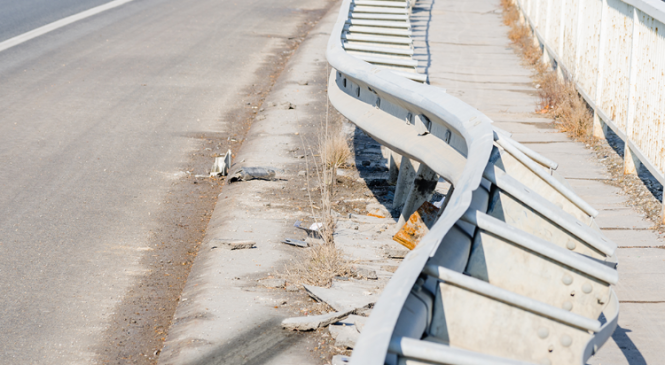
326;0;620;364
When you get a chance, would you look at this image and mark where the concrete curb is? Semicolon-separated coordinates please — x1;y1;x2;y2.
157;5;343;365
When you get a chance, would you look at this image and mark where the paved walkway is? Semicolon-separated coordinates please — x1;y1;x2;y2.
414;0;665;364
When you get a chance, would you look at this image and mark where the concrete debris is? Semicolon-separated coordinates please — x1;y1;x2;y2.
285;285;299;292
210;150;232;177
297;170;307;177
279;101;296;110
366;203;391;219
332;355;351;365
258;278;286;289
384;247;408;259
281;310;353;331
297;80;309;86
304;283;376;312
282;238;308;248
329;323;359;349
353;266;378;280
211;239;255;250
228;167;276;182
393;201;439;250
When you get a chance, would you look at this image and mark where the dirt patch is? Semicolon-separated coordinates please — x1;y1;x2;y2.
96;5;339;365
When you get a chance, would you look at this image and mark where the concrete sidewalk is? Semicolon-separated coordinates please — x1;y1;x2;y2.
415;0;665;364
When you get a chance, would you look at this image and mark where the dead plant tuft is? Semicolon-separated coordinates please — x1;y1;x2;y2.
500;0;593;141
282;90;351;288
323;131;352;171
285;241;352;288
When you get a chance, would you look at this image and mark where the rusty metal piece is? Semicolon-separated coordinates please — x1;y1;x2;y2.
392;201;439;250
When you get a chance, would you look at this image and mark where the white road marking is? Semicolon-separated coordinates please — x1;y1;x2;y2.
0;0;135;53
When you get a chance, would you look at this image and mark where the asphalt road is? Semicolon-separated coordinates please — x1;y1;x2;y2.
0;0;333;363
0;0;112;42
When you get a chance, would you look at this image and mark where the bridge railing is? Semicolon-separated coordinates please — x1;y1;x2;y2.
514;0;665;222
327;0;620;364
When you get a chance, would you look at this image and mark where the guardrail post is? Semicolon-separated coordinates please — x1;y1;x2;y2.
388;152;400;185
624;7;640;176
393;157;416;212
623;146;641;175
592;0;609;140
397;164;438;227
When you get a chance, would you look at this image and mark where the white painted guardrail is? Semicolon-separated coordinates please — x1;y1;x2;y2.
512;0;665;221
326;0;620;364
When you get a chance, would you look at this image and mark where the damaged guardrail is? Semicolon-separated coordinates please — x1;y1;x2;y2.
326;0;620;364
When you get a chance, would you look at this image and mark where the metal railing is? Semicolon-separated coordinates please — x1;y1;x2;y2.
326;0;620;364
514;0;665;220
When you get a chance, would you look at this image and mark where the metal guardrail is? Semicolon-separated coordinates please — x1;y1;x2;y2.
513;0;665;222
326;0;620;364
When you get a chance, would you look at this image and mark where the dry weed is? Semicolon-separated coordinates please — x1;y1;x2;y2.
500;0;593;141
282;100;351;288
285;242;352;288
323;131;352;170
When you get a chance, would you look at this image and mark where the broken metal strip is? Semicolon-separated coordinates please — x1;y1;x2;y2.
460;210;619;285
351;6;409;14
349;13;409;21
492;127;558;170
388;337;533;365
354;0;409;8
345;19;411;28
344;25;412;36
483;164;617;257
343;41;414;56
422;264;602;332
351;53;419;67
493;132;596;217
342;32;413;45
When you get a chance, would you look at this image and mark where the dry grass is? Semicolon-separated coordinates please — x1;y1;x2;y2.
500;0;593;141
282;105;352;288
323;130;352;171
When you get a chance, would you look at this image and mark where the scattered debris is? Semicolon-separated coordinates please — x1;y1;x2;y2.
329;323;359;348
297;80;309;86
332;355;351;365
282;238;309;248
228;167;276;182
258;278;286;289
304;284;376;312
210;239;255;250
285;285;299;292
384;247;408;259
366;203;391;219
210;150;232;177
279;101;296;110
298;170;307;177
393;201;439;250
353;266;378;280
293;220;322;239
281;310;353;331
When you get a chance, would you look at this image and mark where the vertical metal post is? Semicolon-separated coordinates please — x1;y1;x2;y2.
574;0;584;80
624;7;640;176
393;157;416;211
397;164;438;227
388;152;400;185
592;0;609;140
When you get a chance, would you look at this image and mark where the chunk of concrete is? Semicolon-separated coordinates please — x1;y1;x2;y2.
303;283;376;312
212;239;256;250
258;278;286;289
281;310;352;331
329;324;359;348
